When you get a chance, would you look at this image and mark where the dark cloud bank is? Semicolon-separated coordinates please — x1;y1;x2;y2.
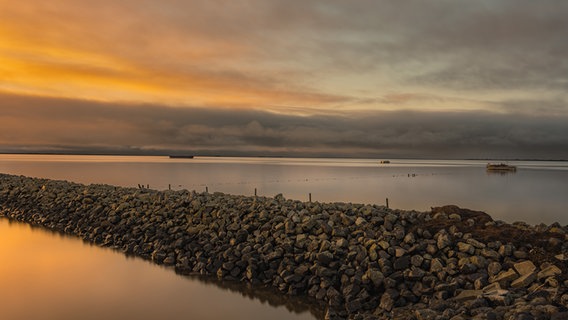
1;93;567;160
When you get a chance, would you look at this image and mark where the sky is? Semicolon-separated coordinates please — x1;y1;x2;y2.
1;0;567;159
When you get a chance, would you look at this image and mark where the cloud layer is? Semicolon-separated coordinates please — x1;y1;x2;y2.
2;93;567;159
1;1;567;113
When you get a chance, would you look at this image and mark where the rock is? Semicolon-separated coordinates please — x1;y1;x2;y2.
513;250;529;259
335;238;348;249
411;254;424;267
414;308;438;320
404;232;416;244
377;240;390;250
430;258;444;273
551;312;568;320
345;298;363;313
490;268;519;284
514;261;537;276
448;213;461;221
365;268;384;287
487;262;502;276
453;290;483;302
426;244;437;255
555;253;568;261
482;282;502;294
317;251;334;265
511;272;537;288
457;242;474;254
466;238;486;249
485;293;513;306
481;248;500;260
537;265;562;280
395;247;407;257
437;233;451;250
498;245;513;257
379;290;397;311
469;256;487;269
394;255;410;270
355;217;367;226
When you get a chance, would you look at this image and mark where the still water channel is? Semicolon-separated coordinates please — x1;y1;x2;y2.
0;219;320;320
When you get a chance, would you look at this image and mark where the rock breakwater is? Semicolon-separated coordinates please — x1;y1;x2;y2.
1;173;567;319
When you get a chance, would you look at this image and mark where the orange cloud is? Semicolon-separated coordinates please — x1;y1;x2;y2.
0;1;353;111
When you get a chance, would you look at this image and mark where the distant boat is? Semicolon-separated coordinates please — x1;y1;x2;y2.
486;163;516;172
169;155;194;159
379;160;391;164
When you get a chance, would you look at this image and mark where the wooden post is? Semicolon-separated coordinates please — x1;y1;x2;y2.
386;198;389;209
168;184;171;190
254;188;257;196
309;193;312;202
205;186;208;193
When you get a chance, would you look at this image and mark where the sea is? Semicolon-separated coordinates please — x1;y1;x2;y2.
0;154;567;319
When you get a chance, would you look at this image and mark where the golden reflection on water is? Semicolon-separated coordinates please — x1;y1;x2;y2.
0;219;318;320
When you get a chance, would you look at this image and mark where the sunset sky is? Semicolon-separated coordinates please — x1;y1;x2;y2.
1;1;567;158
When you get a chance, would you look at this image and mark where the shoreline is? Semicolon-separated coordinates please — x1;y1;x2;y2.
1;173;567;319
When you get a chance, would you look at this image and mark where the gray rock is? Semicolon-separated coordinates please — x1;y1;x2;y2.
437;233;451;250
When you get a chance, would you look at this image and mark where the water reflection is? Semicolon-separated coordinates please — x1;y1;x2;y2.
183;275;325;319
0;219;320;320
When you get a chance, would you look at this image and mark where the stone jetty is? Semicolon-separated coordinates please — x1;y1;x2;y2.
1;173;567;319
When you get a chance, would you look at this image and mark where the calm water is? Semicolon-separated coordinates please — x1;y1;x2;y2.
1;154;567;224
0;219;320;320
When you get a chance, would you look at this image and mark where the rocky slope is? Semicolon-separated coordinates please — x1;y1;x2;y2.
1;173;567;319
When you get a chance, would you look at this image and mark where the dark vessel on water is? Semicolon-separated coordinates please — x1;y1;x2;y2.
486;163;517;172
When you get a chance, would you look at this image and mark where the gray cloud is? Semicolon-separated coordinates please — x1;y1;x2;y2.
2;1;567;113
1;93;567;159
